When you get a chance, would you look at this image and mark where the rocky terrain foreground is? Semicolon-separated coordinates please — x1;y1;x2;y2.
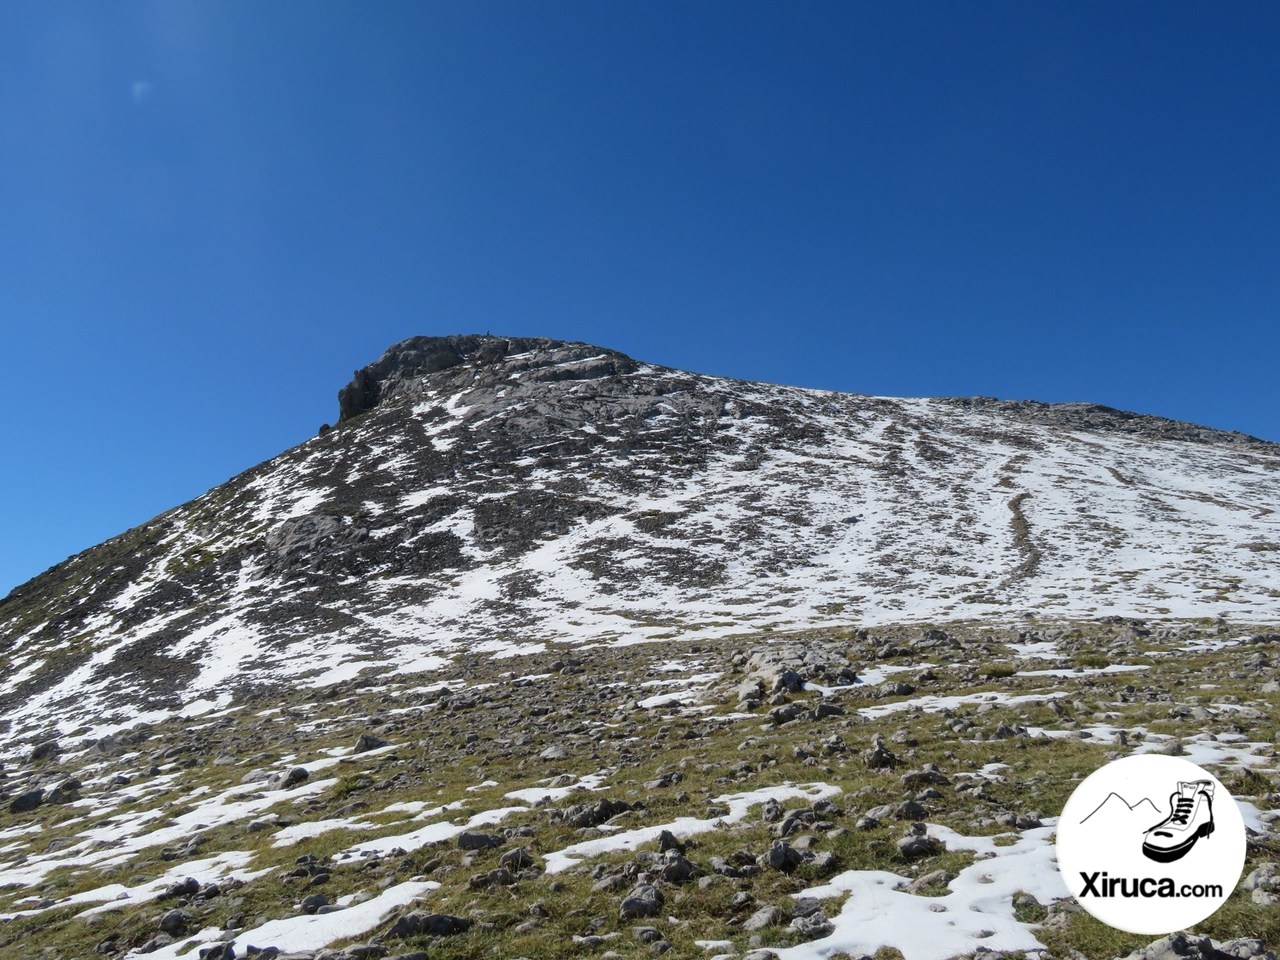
1;336;1278;960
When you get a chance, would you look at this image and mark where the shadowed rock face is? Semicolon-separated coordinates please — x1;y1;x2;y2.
1;334;1278;751
336;335;639;423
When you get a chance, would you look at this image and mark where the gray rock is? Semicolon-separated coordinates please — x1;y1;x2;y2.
558;798;634;828
659;852;698;883
772;669;805;693
8;789;44;814
265;513;362;573
27;740;59;763
1120;933;1272;960
1242;863;1280;905
92;735;124;757
457;832;503;851
864;736;898;769
354;733;390;753
743;906;784;931
499;846;535;870
619;884;663;919
45;778;81;805
162;877;200;900
593;874;629;893
809;850;838;874
769;702;807;725
269;767;309;790
906;869;955;894
1215;940;1274;960
159;909;190;936
790;911;834;940
384;911;470;939
762;840;803;873
897;833;939;859
468;867;515;889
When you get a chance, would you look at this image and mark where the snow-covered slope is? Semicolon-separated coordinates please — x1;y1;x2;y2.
2;334;1278;748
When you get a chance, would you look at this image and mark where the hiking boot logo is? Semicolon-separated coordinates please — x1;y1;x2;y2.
1142;779;1215;863
1056;754;1246;936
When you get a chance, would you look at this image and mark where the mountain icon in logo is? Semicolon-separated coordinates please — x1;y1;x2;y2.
1079;792;1161;826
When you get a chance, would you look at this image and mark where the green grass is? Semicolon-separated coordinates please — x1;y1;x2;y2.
1;618;1277;960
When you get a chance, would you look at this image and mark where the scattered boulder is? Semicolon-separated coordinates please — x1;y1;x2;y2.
1242;862;1280;905
659;851;698;883
162;878;200;900
762;840;804;873
457;832;503;851
28;740;60;764
897;825;939;860
499;847;536;870
92;735;124;757
656;829;683;853
619;884;663;919
743;905;785;931
354;733;390;753
556;798;634;828
469;867;515;889
864;736;898;769
385;912;471;939
269;767;310;791
906;869;955;894
159;909;190;936
8;789;44;814
769;702;807;726
1121;933;1274;960
902;765;950;789
790;910;835;940
45;778;81;805
771;670;805;693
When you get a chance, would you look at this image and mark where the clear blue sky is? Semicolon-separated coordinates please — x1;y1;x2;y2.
2;1;1278;596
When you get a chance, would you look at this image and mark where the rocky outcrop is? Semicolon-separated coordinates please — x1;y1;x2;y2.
336;334;639;423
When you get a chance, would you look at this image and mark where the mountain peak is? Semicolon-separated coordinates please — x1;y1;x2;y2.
3;336;1279;752
335;334;639;423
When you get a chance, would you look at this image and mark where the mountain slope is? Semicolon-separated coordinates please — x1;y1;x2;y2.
2;334;1278;749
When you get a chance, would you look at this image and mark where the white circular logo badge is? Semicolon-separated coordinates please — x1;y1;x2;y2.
1056;754;1246;935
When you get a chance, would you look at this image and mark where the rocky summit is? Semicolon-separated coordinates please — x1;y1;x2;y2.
0;335;1278;960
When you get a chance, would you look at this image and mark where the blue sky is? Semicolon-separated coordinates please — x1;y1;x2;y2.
2;1;1278;595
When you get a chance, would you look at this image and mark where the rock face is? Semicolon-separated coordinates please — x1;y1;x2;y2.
336;335;639;423
2;333;1279;750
